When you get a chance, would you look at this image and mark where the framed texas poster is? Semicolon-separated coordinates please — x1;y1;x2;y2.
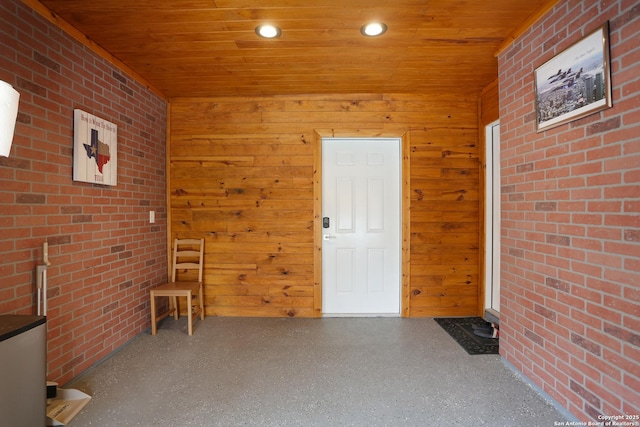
73;109;117;185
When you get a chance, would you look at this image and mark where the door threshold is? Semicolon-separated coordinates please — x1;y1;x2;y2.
484;309;500;326
322;313;401;318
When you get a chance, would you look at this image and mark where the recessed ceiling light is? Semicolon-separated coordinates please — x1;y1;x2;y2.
360;22;387;37
255;24;281;39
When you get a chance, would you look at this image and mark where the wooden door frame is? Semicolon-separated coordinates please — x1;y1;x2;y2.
312;129;411;318
482;120;501;318
478;79;500;318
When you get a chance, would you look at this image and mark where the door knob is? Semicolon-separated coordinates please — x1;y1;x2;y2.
323;235;336;240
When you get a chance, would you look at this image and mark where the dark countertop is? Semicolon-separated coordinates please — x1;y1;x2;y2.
0;315;46;342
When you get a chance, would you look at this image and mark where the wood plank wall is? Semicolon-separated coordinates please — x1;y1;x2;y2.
169;93;480;317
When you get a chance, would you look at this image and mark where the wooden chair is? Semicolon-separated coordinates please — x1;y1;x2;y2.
150;238;205;335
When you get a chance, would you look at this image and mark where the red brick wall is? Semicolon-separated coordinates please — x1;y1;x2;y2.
498;0;639;421
0;1;167;383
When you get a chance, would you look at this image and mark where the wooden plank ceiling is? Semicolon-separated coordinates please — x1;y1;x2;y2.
36;0;550;99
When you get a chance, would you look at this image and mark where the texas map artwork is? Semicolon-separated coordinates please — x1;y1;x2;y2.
73;109;117;186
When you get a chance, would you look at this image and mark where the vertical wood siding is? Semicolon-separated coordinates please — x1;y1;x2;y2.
169;94;480;317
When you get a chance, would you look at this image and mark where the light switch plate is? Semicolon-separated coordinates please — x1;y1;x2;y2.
149;210;155;223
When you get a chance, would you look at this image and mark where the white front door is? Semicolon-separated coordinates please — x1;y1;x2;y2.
322;138;401;315
485;121;501;314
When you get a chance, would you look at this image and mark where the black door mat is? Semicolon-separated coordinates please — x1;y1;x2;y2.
434;317;499;355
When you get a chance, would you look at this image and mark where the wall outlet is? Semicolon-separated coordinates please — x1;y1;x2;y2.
149;210;155;223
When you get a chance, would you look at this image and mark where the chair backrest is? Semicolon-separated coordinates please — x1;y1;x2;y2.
171;238;204;283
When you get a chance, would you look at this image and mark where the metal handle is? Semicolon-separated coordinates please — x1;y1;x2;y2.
323;235;336;240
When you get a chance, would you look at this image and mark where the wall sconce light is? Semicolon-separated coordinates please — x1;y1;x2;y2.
0;80;20;157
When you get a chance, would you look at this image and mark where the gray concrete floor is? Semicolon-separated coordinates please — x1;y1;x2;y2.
64;317;568;426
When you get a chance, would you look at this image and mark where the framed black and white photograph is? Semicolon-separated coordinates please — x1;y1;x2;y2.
534;22;612;132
